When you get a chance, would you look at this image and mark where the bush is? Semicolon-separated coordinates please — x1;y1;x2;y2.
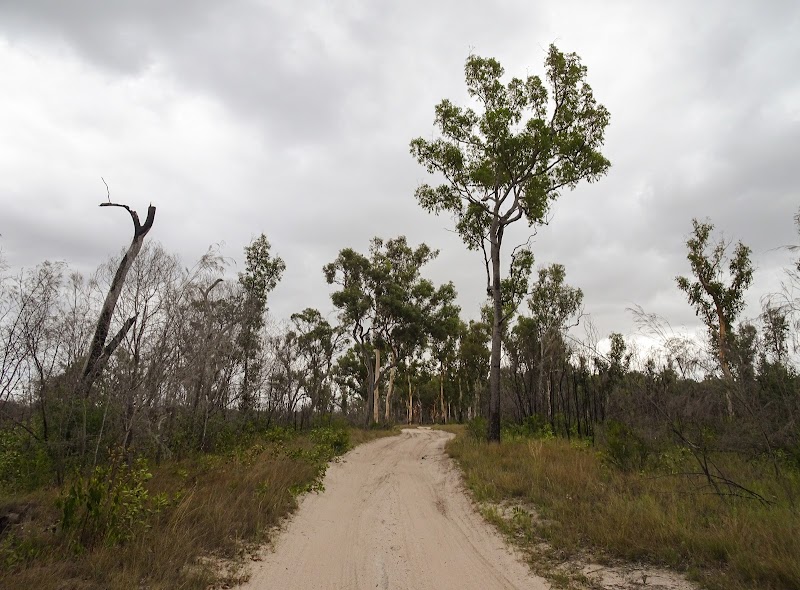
602;420;650;472
466;417;488;440
58;455;167;549
309;425;350;456
0;428;52;493
517;415;555;440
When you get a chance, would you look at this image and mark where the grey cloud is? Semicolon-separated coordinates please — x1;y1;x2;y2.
0;0;548;148
1;0;799;344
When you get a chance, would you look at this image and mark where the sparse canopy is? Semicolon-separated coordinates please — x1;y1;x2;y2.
237;234;285;411
239;234;286;310
528;263;584;336
410;45;610;441
676;218;753;415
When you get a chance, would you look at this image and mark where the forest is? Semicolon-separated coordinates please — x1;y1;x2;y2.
1;44;798;590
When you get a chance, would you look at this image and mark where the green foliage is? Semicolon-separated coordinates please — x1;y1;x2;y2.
238;234;286;308
500;247;534;321
324;235;460;424
333;346;368;404
325;236;456;360
291;308;346;413
602;420;650;472
0;429;51;493
309;425;350;456
466;416;488;440
761;304;790;366
411;47;609;441
237;234;286;412
410;46;611;242
0;534;47;571
285;425;352;496
58;456;166;549
676;218;754;372
503;414;563;440
528;263;584;334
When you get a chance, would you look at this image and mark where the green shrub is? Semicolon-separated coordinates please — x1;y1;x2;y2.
0;429;51;493
467;417;488;440
0;533;47;570
310;425;350;456
58;455;166;549
602;420;650;471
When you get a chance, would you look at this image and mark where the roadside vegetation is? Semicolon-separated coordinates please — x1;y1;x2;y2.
447;421;800;590
0;422;395;589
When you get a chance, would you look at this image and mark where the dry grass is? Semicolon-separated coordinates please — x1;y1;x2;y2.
0;426;394;589
430;424;462;435
447;431;800;590
348;425;400;447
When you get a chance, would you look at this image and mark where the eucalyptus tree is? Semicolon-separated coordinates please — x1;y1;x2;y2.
332;346;366;415
290;308;346;414
456;320;490;421
761;305;789;368
104;242;181;453
502;264;582;421
410;46;611;441
428;298;462;423
529;263;584;419
324;236;457;426
593;332;632;423
676;219;753;416
505;316;539;419
237;234;285;413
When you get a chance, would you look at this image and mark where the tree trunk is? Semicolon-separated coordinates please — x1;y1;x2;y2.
716;308;735;417
488;223;503;442
81;203;156;397
407;372;413;424
372;348;381;424
384;351;396;423
439;362;446;424
458;376;463;423
540;336;550;421
360;340;375;428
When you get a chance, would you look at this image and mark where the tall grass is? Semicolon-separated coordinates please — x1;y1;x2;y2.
0;426;396;589
447;428;800;590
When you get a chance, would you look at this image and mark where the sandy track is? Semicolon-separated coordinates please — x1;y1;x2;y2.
240;427;549;590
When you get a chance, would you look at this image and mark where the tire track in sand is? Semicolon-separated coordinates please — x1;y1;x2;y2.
239;427;549;590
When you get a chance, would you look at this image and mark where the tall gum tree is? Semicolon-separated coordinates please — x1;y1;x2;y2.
237;234;285;413
676;218;753;416
410;45;610;441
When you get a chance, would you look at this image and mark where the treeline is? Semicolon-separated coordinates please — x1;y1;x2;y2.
498;216;800;506
1;230;296;488
0;217;484;491
4;209;798;496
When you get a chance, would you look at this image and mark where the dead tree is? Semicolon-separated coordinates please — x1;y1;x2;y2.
80;202;156;397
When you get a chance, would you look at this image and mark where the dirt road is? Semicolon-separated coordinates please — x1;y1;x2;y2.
240;427;549;590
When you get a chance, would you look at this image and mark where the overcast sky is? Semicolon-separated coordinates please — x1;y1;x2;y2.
0;0;798;345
